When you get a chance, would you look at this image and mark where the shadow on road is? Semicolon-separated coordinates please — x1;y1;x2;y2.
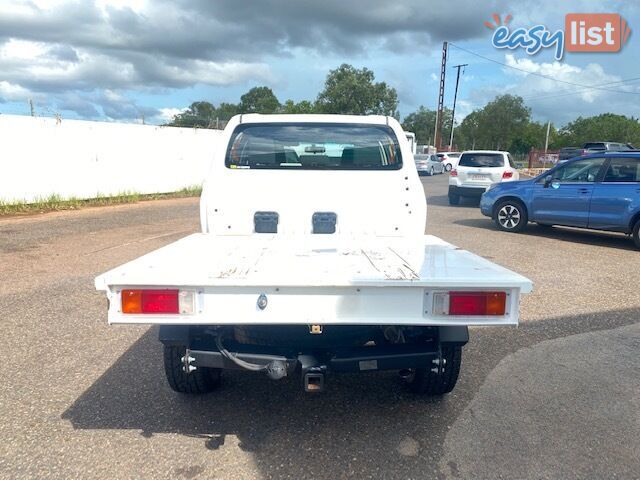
427;194;480;208
62;306;640;479
453;218;636;251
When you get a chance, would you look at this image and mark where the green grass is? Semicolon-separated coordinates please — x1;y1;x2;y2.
0;185;203;216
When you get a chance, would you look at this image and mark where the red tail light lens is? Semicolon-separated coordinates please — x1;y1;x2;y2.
122;289;179;314
502;171;513;179
449;291;506;316
432;291;507;316
450;169;458;177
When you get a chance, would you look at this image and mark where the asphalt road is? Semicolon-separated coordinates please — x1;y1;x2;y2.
1;175;638;480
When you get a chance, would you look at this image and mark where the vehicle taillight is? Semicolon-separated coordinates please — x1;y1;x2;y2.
450;169;458;177
433;291;506;316
502;171;513;179
121;289;195;314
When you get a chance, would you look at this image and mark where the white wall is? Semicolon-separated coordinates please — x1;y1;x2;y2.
0;114;222;204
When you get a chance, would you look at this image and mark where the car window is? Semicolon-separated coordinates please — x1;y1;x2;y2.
603;158;640;182
431;154;440;162
225;123;402;170
583;143;606;150
552;157;605;182
448;153;461;158
458;153;504;168
507;153;516;168
615;144;632;151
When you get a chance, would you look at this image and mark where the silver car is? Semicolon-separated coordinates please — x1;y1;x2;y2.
415;154;445;176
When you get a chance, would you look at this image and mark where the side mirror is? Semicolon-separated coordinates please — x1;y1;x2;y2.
543;175;553;188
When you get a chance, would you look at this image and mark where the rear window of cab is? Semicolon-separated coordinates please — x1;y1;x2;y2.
458;153;504;168
225;123;403;170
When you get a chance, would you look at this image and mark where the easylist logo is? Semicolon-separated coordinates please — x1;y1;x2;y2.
565;14;631;52
487;13;631;60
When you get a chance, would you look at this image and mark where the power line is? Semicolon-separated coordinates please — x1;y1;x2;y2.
520;77;640;102
448;43;640;96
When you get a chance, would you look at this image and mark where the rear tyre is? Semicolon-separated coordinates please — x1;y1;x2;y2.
163;345;221;394
407;344;462;395
448;194;460;206
494;200;528;232
429;166;434;176
633;220;640;249
445;163;452;172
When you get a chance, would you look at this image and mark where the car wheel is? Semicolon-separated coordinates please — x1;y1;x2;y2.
448;194;460;206
633;220;640;249
429;166;434;176
494;200;528;232
164;345;221;394
405;344;462;395
445;164;452;172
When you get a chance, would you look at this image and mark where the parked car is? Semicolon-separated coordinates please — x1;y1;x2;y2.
559;147;582;161
448;150;520;205
436;152;461;171
95;114;532;397
480;153;640;249
582;142;635;154
415;153;444;176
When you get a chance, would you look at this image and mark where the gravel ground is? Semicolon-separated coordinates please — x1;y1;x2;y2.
0;176;638;479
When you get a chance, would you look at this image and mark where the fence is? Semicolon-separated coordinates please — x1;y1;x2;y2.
527;148;560;169
0;114;223;204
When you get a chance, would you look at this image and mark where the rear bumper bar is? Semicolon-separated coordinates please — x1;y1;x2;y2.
449;185;487;197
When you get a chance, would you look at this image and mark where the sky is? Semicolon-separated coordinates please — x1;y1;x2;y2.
0;0;638;127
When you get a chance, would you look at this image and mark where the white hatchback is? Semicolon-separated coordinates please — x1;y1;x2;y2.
448;150;519;205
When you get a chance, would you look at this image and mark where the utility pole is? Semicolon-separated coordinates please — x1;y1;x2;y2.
448;63;468;151
544;121;551;153
29;99;35;117
434;41;447;151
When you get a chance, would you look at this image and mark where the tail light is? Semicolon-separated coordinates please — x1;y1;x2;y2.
121;289;195;314
450;169;458;177
433;291;507;316
502;171;513;179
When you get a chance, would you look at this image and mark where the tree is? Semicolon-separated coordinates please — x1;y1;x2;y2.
455;110;482;150
555;113;640;147
281;99;317;114
239;86;280;114
402;106;453;146
316;64;398;116
216;102;241;121
170;101;217;128
478;95;530;150
454;95;530;150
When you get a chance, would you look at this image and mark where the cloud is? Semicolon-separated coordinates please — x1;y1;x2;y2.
158;107;187;123
463;54;640;124
1;0;636;122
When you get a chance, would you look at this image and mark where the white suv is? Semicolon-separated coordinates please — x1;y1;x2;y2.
437;152;461;171
448;150;519;205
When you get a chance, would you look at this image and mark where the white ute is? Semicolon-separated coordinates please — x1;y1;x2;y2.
95;114;532;395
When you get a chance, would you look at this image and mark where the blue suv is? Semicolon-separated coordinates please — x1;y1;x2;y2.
480;153;640;249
